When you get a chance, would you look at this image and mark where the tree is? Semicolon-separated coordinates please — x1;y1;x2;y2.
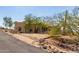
3;16;13;29
49;7;79;36
24;14;49;33
24;14;35;32
72;7;79;16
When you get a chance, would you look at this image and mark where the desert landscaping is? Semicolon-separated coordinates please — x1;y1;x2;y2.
5;32;79;53
0;6;79;53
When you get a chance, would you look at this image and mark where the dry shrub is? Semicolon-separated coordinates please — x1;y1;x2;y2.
9;29;17;34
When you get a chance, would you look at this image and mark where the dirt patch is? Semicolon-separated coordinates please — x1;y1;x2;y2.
37;36;79;53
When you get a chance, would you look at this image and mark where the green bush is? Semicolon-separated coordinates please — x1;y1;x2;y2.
48;26;61;36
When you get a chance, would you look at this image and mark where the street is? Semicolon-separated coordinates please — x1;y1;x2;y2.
0;32;46;53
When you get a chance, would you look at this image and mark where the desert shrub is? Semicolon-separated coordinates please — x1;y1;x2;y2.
64;39;76;44
51;36;78;45
9;29;17;34
74;37;79;45
48;26;61;36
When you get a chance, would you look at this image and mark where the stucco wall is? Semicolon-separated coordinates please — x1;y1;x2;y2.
15;22;25;33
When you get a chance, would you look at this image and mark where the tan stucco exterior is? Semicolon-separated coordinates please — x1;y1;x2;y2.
15;21;51;33
15;22;25;33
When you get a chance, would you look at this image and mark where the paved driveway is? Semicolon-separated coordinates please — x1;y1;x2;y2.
0;32;46;53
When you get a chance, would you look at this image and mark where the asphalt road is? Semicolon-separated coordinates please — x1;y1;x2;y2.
0;32;46;53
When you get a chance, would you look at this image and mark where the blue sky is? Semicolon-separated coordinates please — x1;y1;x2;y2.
0;6;75;27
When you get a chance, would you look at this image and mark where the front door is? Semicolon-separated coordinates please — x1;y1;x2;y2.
18;27;22;32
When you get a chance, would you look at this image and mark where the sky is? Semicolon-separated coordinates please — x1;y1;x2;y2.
0;6;75;27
